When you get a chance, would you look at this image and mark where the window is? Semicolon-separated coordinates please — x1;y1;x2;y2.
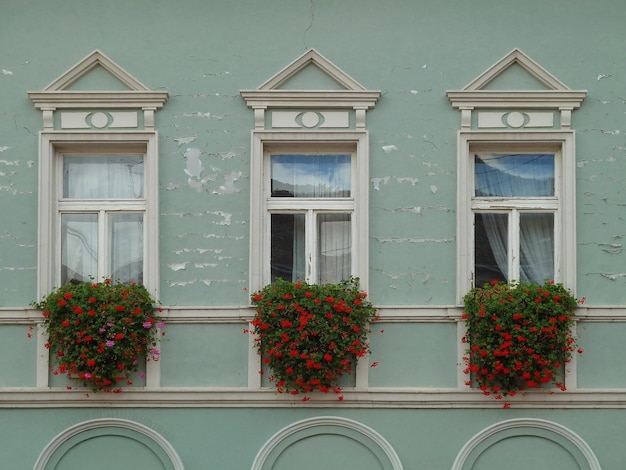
447;49;585;301
250;137;368;290
268;151;353;284
29;51;167;297
456;133;576;298
60;152;146;285
241;49;379;292
472;149;557;286
38;134;160;295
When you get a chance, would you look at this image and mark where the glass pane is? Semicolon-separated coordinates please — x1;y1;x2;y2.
63;155;144;199
474;153;554;197
271;154;351;197
62;213;98;285
520;212;554;284
110;213;144;284
271;213;305;282
474;213;507;286
318;213;351;284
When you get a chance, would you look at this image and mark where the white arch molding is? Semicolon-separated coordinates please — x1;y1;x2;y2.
452;418;600;470
251;416;403;470
34;418;184;470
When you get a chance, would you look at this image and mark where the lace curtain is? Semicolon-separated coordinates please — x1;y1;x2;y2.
61;155;144;284
474;154;555;284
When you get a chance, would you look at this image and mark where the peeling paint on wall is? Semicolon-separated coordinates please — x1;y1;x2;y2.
169;262;187;272
213;172;242;195
371;176;391;190
382;145;399;153
178;112;226;120
174;135;197;146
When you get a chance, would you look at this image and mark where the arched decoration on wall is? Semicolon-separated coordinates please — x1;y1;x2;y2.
251;416;403;470
34;418;184;470
452;418;600;470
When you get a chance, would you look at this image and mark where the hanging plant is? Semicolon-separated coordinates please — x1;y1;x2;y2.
249;277;378;400
462;280;584;400
34;279;164;392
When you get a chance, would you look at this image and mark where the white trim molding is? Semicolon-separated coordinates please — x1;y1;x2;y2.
251;416;403;470
446;49;586;129
452;418;601;470
241;49;380;130
34;418;184;470
28;50;167;129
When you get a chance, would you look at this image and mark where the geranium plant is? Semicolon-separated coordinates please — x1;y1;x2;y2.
250;277;377;400
34;279;164;392
462;280;584;400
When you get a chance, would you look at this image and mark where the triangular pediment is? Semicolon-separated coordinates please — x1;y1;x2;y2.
258;49;366;91
241;49;380;110
464;48;569;91
28;50;168;111
447;49;586;111
44;50;150;92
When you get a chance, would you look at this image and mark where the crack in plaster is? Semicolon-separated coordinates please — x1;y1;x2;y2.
303;0;316;49
589;272;626;281
373;237;454;244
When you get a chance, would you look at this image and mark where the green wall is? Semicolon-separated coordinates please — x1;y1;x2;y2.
1;0;624;306
1;1;626;469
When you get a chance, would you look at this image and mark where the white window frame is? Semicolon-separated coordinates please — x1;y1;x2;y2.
38;132;160;297
457;131;576;300
250;131;369;292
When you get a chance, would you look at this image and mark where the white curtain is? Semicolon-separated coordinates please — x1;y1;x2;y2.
270;154;352;283
61;155;144;284
318;214;351;284
475;154;554;284
63;155;144;199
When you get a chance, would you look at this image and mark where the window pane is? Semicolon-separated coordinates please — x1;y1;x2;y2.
271;154;351;197
63;155;144;199
474;213;507;286
520;212;554;284
474;153;554;197
110;213;144;284
318;213;351;284
62;213;98;284
271;213;306;282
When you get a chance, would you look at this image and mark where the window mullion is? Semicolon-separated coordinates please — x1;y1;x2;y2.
509;209;520;282
306;210;315;283
98;210;107;280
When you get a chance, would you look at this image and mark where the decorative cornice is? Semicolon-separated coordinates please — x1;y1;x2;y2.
446;90;587;110
240;90;381;109
28;91;169;110
3;389;626;409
